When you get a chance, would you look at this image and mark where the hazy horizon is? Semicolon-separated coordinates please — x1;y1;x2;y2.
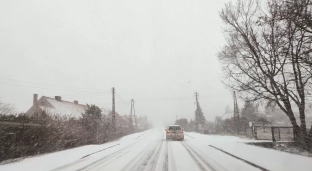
0;0;233;125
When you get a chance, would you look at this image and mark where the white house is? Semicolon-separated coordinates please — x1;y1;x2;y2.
25;94;87;118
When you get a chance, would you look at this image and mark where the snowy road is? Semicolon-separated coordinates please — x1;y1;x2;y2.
48;129;261;171
2;129;312;171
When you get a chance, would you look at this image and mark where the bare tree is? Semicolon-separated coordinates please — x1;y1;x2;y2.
241;101;259;121
0;101;15;115
219;0;312;149
281;0;312;33
280;0;312;66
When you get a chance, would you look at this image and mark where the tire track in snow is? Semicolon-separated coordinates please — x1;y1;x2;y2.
168;141;177;171
143;139;164;171
184;134;195;139
181;142;217;171
208;145;269;171
163;140;169;171
50;144;120;171
120;140;158;171
77;145;134;171
73;132;153;171
82;150;132;171
186;142;230;171
121;132;164;171
81;144;120;159
51;131;152;171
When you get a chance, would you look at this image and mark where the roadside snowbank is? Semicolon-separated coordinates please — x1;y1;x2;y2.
0;130;149;171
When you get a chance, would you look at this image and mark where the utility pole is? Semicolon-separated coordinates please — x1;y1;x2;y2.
233;91;240;135
129;99;134;131
195;92;199;109
133;100;138;131
145;115;147;129
112;87;116;132
194;92;199;132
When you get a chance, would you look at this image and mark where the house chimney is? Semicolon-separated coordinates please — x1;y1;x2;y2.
74;100;78;104
33;94;38;106
55;96;62;101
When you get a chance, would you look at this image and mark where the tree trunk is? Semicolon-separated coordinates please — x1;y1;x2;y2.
298;104;309;149
280;100;304;146
306;125;312;151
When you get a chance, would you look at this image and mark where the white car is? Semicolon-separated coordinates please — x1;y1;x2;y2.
165;125;184;141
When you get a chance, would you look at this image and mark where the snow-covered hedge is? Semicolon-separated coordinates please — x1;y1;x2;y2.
0;113;129;162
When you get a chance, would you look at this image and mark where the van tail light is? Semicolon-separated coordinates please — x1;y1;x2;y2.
167;130;170;134
181;130;183;133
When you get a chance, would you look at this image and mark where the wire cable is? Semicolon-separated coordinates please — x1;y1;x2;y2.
0;77;111;91
0;81;109;93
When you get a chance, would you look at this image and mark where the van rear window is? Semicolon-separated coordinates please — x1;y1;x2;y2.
168;126;181;130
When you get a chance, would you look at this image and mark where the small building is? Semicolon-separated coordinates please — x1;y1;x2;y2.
25;94;87;118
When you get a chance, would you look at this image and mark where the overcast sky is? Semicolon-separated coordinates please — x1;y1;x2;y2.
0;0;233;126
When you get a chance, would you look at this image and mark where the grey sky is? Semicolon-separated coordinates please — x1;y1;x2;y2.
0;0;232;125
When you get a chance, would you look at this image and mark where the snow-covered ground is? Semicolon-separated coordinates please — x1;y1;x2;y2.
1;129;312;171
0;131;150;171
183;132;312;171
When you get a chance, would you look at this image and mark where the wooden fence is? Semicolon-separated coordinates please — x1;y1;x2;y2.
246;126;294;142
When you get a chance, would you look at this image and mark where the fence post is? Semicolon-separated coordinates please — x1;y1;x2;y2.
254;126;258;139
271;127;276;142
251;126;254;138
278;128;281;141
293;128;296;141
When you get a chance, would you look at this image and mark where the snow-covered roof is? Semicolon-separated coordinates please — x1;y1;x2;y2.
26;96;87;118
38;96;87;118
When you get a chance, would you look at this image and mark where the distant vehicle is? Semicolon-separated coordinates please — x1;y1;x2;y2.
165;125;184;141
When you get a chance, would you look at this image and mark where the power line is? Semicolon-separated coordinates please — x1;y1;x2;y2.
135;96;199;102
134;94;229;103
0;77;110;91
115;93;128;104
0;81;109;93
118;103;132;112
136;96;191;102
58;89;112;96
62;92;112;99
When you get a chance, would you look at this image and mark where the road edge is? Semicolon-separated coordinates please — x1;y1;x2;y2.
208;145;269;171
81;144;120;159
